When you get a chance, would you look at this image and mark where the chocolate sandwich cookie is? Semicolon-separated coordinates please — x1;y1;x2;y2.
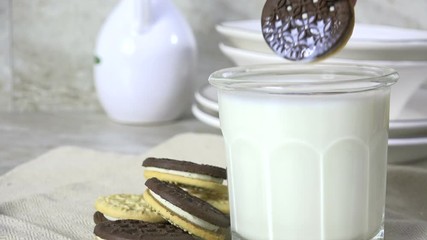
185;188;230;215
143;157;228;194
144;178;230;240
95;194;164;223
261;0;355;61
94;219;194;240
94;211;109;224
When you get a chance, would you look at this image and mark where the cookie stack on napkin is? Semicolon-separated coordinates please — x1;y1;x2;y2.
93;157;230;240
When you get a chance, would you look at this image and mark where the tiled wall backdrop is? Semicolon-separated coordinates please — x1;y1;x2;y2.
0;0;427;111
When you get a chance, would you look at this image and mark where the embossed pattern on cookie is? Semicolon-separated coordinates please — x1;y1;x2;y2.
94;220;195;240
144;178;230;240
95;194;164;222
143;157;228;194
145;178;229;227
261;0;355;61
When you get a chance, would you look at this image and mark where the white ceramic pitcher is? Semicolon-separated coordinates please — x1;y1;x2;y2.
94;0;196;124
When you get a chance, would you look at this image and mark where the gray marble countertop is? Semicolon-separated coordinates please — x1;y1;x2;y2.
0;112;220;176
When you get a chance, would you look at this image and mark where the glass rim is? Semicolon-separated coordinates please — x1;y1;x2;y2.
208;63;399;94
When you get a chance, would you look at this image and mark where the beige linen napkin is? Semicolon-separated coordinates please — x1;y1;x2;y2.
386;165;427;240
0;133;426;239
0;133;225;239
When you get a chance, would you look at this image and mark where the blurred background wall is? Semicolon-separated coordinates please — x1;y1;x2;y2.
0;0;426;112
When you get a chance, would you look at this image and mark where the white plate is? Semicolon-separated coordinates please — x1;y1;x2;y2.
216;20;427;61
390;88;427;138
193;103;427;164
194;85;218;112
218;43;427;120
191;104;220;129
388;137;427;163
195;84;427;138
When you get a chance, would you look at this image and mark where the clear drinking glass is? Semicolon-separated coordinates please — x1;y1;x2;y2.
209;64;398;240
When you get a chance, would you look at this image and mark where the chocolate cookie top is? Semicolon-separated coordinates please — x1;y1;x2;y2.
143;158;227;179
93;211;109;225
94;219;194;240
261;0;355;61
145;178;230;228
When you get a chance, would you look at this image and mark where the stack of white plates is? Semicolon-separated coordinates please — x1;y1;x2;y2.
215;20;427;120
193;20;427;164
192;84;427;164
216;20;427;61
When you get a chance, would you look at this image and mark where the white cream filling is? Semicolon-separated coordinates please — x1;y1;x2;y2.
103;214;119;221
145;167;223;183
149;190;220;232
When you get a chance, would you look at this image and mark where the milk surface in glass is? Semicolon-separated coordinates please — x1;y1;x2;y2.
213;69;395;240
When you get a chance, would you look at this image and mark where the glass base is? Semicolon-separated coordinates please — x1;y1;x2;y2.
371;224;384;240
231;224;384;240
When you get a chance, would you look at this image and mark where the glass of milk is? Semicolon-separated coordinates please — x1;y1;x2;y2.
209;64;398;240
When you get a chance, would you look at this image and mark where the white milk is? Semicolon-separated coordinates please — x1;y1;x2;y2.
219;87;390;240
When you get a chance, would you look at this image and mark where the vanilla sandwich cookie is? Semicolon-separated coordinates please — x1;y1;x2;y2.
94;194;165;223
143;157;228;194
144;178;230;240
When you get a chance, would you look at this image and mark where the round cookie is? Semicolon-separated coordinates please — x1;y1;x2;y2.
185;188;229;215
144;178;230;240
261;0;355;61
93;211;109;224
95;194;164;222
143;157;228;194
94;219;194;240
